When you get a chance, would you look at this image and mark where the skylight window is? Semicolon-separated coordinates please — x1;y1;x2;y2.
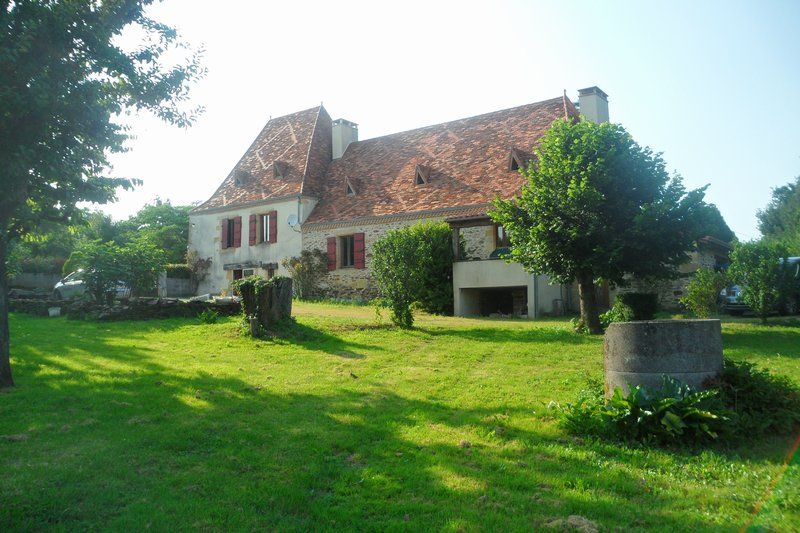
345;179;356;196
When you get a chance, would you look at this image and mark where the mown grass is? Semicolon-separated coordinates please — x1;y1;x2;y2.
1;302;799;531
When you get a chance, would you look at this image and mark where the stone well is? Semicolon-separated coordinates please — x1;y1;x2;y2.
604;319;723;396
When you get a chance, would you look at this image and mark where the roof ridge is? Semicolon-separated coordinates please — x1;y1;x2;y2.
345;96;564;148
300;105;325;195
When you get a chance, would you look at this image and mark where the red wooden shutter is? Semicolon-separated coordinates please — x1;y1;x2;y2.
354;232;365;269
268;211;278;243
221;219;229;249
233;216;242;247
248;214;257;246
326;237;336;271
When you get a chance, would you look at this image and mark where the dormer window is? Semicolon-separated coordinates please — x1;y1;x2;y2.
234;169;250;187
509;149;527;172
345;179;356;196
273;161;286;179
414;164;430;185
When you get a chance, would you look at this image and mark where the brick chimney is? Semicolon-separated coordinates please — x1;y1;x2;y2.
332;118;358;159
577;86;609;123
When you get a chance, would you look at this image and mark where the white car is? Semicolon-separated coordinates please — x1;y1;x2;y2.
53;270;131;300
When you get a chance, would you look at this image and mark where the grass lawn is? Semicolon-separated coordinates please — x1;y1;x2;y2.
1;302;799;531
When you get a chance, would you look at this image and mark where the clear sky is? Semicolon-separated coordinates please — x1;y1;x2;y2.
106;0;800;240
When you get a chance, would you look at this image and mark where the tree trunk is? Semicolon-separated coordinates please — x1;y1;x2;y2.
578;274;603;334
0;228;14;388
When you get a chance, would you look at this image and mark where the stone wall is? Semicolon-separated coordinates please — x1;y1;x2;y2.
614;249;718;311
10;272;61;291
9;297;241;321
304;217;503;300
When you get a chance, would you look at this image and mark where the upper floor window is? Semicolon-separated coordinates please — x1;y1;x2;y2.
495;225;511;248
260;213;270;244
345;179;356;196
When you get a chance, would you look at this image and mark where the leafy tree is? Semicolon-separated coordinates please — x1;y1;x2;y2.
680;268;728;318
0;1;203;388
695;204;735;243
371;221;455;327
116;199;191;263
119;240;167;297
757;175;800;253
282;250;328;299
66;241;128;304
491;118;708;334
729;241;792;324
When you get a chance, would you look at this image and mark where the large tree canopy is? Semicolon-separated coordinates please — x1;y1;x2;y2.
757;175;800;253
491;118;709;333
0;0;204;388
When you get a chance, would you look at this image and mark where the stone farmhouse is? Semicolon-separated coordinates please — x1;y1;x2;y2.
188;86;722;317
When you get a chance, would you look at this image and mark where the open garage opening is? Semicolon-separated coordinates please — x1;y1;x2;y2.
459;286;528;317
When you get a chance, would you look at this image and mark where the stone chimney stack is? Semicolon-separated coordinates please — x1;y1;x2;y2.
577;86;609;123
332;118;358;159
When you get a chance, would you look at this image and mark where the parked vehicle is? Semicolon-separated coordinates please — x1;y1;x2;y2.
721;257;800;316
53;270;131;300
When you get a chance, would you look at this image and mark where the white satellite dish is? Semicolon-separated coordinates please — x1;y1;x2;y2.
287;213;299;228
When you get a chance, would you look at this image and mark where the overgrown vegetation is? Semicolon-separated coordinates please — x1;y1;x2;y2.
558;358;800;446
371;221;454;327
282;250;328;299
680;268;728;318
232;275;293;336
196;308;219;324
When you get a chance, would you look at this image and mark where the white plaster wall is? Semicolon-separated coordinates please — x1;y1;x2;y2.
188;196;317;294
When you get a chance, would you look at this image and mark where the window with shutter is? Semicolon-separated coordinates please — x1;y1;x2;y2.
249;215;257;246
233;216;242;247
326;237;337;271
221;219;230;249
354;233;365;269
260;213;269;244
340;235;355;267
269;211;278;243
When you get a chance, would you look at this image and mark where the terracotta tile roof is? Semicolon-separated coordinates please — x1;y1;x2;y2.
194;106;331;212
304;96;572;225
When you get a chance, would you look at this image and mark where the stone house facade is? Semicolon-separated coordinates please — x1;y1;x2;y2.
189;87;720;316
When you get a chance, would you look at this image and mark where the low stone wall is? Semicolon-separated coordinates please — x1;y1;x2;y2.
9;297;240;321
604;319;723;396
10;272;61;290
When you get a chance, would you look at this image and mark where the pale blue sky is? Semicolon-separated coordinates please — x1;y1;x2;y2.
108;0;800;240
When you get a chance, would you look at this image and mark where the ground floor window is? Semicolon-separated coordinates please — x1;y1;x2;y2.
232;269;244;280
340;235;355;267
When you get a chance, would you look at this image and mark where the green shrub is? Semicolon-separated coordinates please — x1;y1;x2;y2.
197;309;219;324
709;358;800;437
599;298;635;328
282;250;327;299
558;359;800;446
729;240;793;323
165;264;191;279
372;221;454;327
615;292;658;320
680;268;727;318
559;377;729;445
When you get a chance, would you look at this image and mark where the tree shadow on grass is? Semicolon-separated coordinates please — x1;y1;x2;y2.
1;315;790;531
